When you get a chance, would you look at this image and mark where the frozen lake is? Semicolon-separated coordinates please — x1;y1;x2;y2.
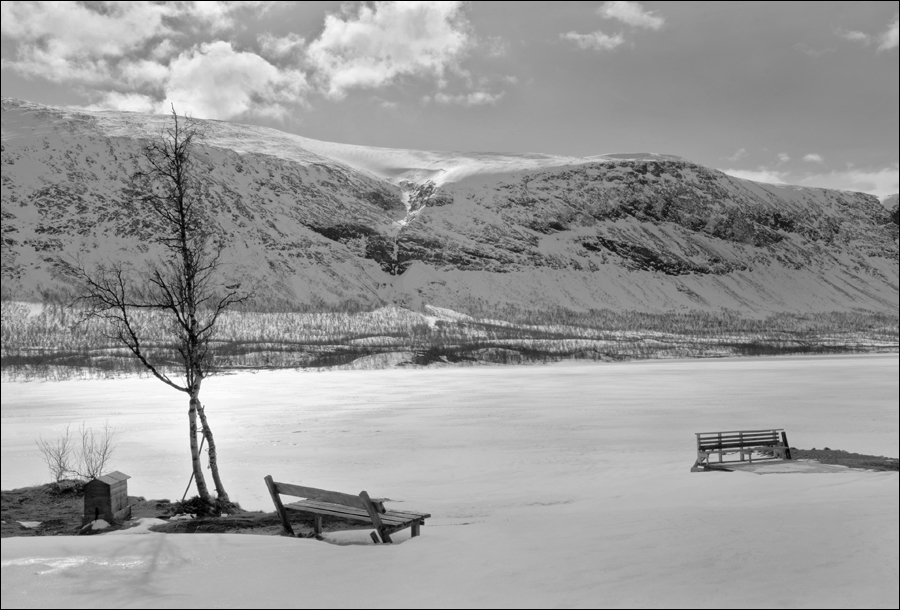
2;355;898;608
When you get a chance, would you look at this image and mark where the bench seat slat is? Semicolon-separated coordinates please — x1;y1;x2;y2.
382;508;433;520
699;441;779;448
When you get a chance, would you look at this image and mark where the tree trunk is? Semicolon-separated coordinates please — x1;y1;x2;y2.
189;390;210;502
197;402;229;503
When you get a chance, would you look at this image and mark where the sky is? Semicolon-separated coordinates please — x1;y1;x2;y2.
1;1;898;199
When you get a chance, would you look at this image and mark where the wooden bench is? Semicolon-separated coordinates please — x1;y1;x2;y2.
264;475;430;543
691;428;793;472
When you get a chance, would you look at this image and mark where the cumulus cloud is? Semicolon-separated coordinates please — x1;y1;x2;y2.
564;1;663;52
0;1;514;116
839;29;871;44
81;92;159;114
720;168;788;185
482;36;511;58
430;90;504;106
794;43;833;58
0;1;171;57
0;1;172;83
162;42;308;120
879;15;899;51
803;153;824;164
258;32;306;59
838;14;899;52
598;1;665;30
720;164;900;200
118;59;171;88
798;166;900;200
1;2;307;120
777;152;791;164
725;148;748;162
0;1;277;80
181;1;276;33
305;1;471;99
561;30;625;51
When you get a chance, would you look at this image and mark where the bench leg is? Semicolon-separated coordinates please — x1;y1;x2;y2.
313;515;323;535
370;531;381;544
264;475;295;537
411;521;421;537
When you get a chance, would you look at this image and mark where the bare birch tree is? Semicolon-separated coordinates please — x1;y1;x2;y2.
74;107;246;505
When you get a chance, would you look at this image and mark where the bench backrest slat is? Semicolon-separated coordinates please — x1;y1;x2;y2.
697;433;778;443
696;428;783;436
697;432;778;439
274;481;368;511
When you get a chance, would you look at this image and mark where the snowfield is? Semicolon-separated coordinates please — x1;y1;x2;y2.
2;355;898;608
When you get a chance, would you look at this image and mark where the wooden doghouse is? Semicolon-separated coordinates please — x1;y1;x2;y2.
83;471;132;525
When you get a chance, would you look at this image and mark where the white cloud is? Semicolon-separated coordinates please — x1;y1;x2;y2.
258;32;306;59
598;1;665;30
720;168;788;185
838;15;899;52
0;1;287;86
726;148;747;162
803;153;824;164
561;30;625;51
305;1;471;99
794;43;833;58
173;1;279;33
482;36;510;58
118;59;171;89
777;152;791;164
432;91;504;106
1;2;307;121
0;1;172;59
839;29;871;44
0;1;172;83
797;167;900;200
151;40;179;61
879;15;899;51
81;92;159;114
163;41;308;120
564;1;661;52
720;164;900;200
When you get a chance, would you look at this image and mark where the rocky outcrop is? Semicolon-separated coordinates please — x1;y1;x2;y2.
1;99;897;314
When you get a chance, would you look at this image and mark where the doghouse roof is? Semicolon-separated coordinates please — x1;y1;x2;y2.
93;471;130;486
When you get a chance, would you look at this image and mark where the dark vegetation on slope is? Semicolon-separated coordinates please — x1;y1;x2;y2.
2;300;896;380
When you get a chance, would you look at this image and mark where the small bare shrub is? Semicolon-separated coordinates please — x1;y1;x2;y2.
36;424;74;484
35;421;118;483
74;421;117;480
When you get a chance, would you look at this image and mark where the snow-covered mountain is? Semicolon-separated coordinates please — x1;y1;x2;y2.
2;99;897;314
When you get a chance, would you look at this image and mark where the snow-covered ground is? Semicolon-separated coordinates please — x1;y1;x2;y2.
2;355;898;608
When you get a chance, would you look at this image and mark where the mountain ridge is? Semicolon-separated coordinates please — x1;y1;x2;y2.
1;98;897;315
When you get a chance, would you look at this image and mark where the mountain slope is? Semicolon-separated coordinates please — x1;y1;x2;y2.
1;99;897;314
